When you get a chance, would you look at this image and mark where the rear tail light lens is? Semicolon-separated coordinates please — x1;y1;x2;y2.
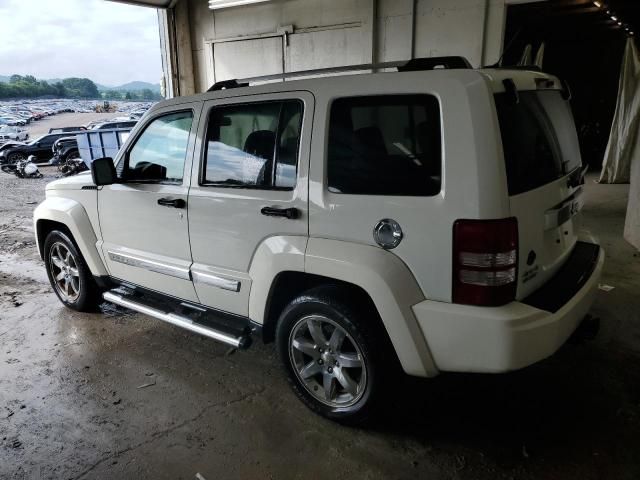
453;218;518;306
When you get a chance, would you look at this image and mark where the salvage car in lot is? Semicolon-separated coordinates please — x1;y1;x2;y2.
33;57;604;423
0;132;78;164
90;120;138;130
0;115;27;126
0;125;29;143
50;136;81;164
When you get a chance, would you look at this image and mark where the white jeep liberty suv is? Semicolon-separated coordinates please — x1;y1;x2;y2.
34;57;604;423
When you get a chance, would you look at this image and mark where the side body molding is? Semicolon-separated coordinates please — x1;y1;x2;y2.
304;238;439;377
34;197;108;276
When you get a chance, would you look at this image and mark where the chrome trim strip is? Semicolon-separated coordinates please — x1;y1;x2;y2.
103;292;247;349
544;192;584;231
192;270;241;292
107;251;191;280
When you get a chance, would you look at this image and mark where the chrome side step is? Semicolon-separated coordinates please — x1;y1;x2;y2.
103;291;251;350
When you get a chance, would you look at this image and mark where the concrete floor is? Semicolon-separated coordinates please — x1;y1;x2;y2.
0;170;639;480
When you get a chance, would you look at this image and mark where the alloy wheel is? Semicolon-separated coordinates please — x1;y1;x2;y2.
49;242;81;302
289;315;367;408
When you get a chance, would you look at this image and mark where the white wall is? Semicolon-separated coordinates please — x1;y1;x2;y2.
164;0;507;96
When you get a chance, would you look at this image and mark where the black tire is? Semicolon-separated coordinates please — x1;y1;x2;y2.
7;152;26;164
43;230;101;312
64;149;80;161
276;285;395;424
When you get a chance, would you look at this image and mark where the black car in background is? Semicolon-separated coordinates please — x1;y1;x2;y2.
51;136;81;165
0;132;82;164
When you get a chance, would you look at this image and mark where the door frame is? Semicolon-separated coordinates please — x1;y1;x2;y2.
96;100;204;301
185;90;314;315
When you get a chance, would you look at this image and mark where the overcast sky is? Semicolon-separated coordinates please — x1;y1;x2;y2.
0;0;162;86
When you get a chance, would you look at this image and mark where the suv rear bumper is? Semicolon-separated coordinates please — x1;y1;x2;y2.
412;242;604;373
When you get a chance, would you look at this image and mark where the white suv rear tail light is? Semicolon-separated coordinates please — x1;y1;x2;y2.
452;218;518;306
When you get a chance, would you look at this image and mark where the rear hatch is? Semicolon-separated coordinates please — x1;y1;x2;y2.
494;87;585;299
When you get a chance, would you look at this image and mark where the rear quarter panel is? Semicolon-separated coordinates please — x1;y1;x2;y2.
307;70;510;302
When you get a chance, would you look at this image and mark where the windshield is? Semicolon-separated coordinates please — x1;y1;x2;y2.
494;90;582;195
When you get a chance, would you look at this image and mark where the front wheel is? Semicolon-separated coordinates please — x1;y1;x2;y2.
7;152;26;164
276;286;395;424
44;230;101;312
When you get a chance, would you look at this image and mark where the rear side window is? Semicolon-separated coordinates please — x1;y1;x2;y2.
203;100;303;190
39;136;55;145
495;90;581;195
327;95;441;196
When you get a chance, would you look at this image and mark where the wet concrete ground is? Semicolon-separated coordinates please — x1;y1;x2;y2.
1;170;639;480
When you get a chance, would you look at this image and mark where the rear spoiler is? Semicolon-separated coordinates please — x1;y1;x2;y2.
501;76;572;104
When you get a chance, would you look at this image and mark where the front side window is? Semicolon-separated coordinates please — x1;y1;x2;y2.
203;100;303;189
124;111;193;183
327;95;442;196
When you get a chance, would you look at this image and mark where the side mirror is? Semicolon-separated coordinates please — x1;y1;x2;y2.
91;157;117;186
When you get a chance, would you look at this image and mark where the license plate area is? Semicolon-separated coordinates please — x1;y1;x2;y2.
544;188;583;231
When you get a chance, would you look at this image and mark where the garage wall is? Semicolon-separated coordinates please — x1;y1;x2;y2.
165;0;507;96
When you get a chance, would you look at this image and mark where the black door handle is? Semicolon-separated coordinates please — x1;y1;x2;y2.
260;206;299;219
157;197;186;208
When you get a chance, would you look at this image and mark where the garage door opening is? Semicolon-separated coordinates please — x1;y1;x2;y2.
502;0;638;171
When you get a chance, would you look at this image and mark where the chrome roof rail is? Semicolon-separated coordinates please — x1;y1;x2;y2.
206;56;471;92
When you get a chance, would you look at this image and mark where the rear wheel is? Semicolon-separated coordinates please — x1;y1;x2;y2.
276;286;394;424
64;149;80;161
44;230;101;312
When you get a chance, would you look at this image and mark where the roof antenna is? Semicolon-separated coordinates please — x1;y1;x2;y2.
486;26;523;68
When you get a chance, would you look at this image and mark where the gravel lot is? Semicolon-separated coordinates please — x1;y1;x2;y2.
25;112;117;138
0;171;639;480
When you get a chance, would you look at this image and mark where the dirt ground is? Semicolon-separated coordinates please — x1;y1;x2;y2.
0;170;639;480
25;112;117;139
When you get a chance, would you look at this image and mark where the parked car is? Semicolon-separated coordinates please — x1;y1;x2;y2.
49;126;87;134
0;110;32;124
0;132;78;164
0;126;29;143
50;136;81;164
129;109;148;119
33;57;604;423
89;120;138;130
0;115;27;126
15;113;33;124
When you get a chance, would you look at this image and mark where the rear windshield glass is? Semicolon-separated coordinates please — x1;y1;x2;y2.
494;90;581;195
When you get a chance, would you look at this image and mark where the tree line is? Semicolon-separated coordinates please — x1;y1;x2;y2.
0;75;100;98
0;75;163;100
101;89;163;101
